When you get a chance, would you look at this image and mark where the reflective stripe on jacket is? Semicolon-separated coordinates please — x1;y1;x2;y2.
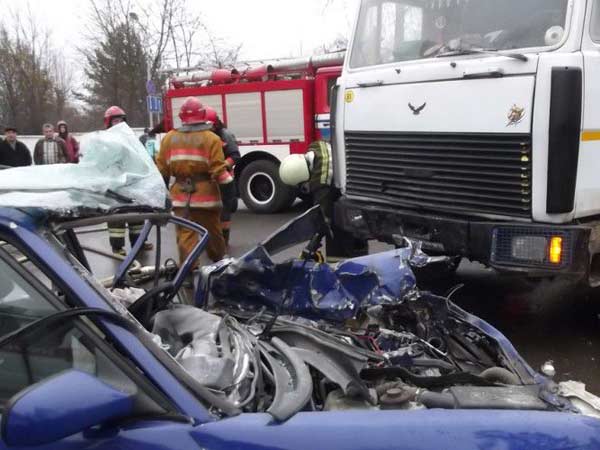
308;140;333;191
156;127;233;210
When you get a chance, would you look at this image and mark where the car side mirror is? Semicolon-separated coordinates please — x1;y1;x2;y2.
1;370;134;446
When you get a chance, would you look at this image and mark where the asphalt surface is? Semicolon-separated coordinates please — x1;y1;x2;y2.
79;202;600;395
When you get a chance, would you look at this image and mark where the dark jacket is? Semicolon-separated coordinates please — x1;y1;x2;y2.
215;127;241;206
216;127;241;169
0;139;32;167
33;137;68;165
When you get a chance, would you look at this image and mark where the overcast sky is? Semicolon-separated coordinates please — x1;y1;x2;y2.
0;0;358;63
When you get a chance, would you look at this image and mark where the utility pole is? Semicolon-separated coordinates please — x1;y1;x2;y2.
130;12;153;128
146;59;153;128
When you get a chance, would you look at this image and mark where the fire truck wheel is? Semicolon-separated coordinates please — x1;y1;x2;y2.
239;160;296;213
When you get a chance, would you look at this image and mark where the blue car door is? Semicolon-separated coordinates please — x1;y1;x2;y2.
0;242;202;450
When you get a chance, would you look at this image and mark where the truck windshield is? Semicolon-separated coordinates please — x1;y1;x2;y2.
350;0;570;68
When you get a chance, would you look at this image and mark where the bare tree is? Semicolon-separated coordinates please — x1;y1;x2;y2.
79;0;244;128
0;5;74;133
313;34;348;55
197;25;243;69
167;6;204;69
51;54;74;119
163;6;242;71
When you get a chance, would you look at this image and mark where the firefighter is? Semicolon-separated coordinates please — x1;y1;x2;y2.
156;97;233;265
104;106;153;256
279;140;368;263
205;106;240;246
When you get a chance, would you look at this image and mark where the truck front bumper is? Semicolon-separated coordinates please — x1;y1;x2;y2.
335;198;591;279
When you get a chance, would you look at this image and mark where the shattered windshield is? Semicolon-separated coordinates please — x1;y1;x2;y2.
0;124;168;217
350;0;570;68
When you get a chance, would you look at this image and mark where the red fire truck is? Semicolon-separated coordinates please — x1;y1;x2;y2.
163;53;343;213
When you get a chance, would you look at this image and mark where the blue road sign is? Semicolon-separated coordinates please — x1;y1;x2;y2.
146;80;156;95
146;96;163;113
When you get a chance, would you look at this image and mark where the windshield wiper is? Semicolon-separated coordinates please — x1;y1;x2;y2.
436;47;528;62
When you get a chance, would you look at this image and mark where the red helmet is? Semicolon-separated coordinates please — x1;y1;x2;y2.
178;97;207;125
104;106;127;129
204;106;218;124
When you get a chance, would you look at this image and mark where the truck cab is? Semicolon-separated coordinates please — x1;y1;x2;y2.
334;0;600;284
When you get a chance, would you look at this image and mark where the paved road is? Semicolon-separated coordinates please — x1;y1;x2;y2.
80;202;600;395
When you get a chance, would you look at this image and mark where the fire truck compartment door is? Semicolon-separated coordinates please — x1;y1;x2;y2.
265;90;305;143
226;93;263;144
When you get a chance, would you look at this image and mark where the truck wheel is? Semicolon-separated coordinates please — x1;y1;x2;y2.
239;160;296;213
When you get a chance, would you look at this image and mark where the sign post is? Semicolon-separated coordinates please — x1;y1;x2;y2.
146;95;163;126
145;80;157;127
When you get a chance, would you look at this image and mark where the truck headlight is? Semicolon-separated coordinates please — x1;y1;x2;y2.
492;228;569;268
511;236;547;262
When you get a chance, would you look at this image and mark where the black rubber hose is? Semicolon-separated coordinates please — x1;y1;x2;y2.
361;367;497;389
480;367;520;385
410;358;456;372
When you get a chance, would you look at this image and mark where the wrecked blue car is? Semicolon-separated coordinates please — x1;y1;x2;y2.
0;128;599;449
1;204;600;450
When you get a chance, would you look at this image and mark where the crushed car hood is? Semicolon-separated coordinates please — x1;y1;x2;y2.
136;206;600;422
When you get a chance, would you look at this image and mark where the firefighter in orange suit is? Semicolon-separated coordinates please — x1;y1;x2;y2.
156;97;233;264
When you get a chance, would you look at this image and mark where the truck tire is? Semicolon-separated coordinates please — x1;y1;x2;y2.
239;160;296;213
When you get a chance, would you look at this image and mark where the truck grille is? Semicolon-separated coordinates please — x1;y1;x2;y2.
344;132;532;218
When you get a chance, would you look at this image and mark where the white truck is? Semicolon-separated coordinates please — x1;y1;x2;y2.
333;0;600;284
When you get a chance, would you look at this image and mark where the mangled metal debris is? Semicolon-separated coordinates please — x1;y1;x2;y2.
123;206;600;422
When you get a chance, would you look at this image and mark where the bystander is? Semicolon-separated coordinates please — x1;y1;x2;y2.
34;123;68;165
0;126;32;167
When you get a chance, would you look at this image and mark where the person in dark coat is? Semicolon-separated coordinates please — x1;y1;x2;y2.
205;107;241;246
0;126;32;168
139;127;150;146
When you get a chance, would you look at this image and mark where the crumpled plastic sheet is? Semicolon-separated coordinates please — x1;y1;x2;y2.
0;123;168;215
152;306;235;390
210;244;421;322
110;287;146;307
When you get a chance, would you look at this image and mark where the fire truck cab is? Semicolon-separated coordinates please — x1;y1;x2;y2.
163;54;343;213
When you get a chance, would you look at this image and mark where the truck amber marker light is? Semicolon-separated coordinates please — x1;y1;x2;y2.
581;130;600;141
549;236;563;264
